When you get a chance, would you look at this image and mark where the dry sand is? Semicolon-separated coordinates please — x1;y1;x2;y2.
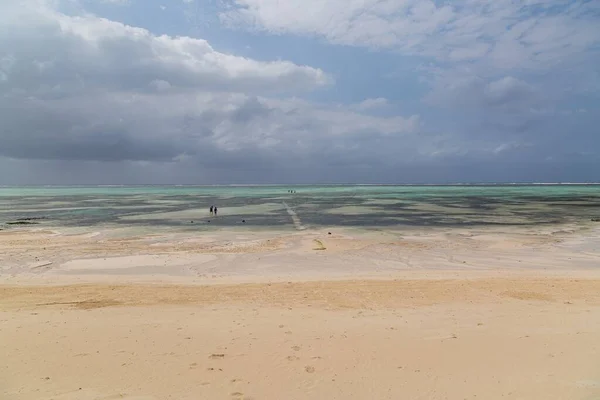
1;223;600;399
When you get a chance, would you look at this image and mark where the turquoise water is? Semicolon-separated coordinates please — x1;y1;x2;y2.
1;185;599;230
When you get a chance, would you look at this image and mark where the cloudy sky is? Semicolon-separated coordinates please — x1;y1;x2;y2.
0;0;599;184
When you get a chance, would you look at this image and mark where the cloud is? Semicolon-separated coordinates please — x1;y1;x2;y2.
219;0;600;71
426;74;538;110
218;0;600;149
353;98;389;111
0;87;419;162
0;1;425;183
0;1;330;97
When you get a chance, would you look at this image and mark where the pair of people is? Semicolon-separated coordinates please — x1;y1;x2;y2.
209;205;218;216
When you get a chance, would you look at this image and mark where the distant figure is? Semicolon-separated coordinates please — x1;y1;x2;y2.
209;205;214;216
214;206;218;216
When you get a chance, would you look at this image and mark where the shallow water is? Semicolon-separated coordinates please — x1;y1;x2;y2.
1;185;599;231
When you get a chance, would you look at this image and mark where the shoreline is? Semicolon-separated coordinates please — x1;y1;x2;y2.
2;223;600;400
2;222;599;286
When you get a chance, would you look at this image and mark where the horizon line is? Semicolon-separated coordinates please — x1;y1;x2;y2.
2;182;600;188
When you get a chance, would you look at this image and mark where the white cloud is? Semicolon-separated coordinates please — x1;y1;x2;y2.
484;77;534;106
354;98;389;111
0;1;330;97
0;0;421;176
220;0;600;71
218;0;598;154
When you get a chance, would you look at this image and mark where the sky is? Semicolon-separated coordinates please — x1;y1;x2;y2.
0;0;599;184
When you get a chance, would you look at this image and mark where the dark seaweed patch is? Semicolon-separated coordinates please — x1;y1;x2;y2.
7;221;40;225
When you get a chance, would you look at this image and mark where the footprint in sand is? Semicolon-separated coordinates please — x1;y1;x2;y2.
232;392;255;399
305;365;315;373
291;346;301;351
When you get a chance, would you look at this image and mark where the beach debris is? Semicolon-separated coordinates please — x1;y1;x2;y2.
313;239;326;251
328;232;332;235
242;219;246;223
31;261;53;270
209;353;225;359
6;217;47;225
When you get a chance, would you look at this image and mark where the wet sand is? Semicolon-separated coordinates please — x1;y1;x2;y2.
1;223;600;399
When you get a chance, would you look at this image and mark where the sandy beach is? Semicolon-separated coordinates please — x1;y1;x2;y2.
2;223;600;399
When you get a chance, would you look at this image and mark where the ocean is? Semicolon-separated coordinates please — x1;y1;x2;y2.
1;185;600;232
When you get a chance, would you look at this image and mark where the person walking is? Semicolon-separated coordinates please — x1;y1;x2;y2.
209;205;214;216
214;206;218;216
